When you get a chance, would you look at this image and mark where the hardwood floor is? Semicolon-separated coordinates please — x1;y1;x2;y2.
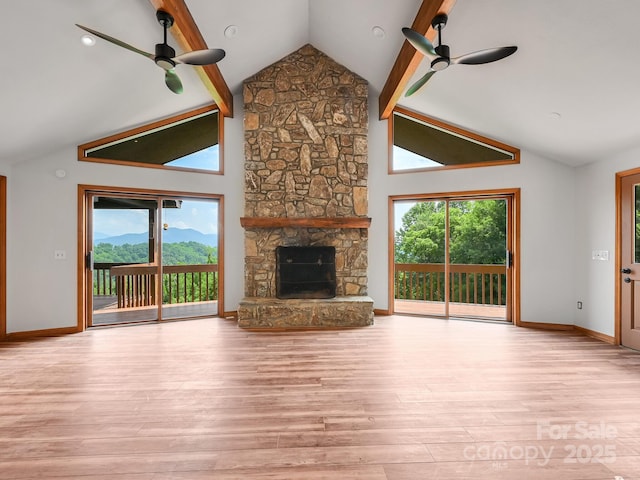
0;316;639;479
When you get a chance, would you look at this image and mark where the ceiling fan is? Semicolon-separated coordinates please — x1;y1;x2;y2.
76;10;225;94
402;13;517;96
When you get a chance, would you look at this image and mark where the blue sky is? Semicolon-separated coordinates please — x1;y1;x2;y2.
166;145;219;171
392;146;442;170
94;199;219;237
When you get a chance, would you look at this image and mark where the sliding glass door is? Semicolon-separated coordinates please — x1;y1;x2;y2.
393;194;513;321
86;190;220;327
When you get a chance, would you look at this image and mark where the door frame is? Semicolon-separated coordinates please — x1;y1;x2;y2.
388;188;521;324
77;184;224;331
614;166;640;346
0;176;6;339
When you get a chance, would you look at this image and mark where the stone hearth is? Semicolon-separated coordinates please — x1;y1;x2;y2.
238;296;373;329
238;44;373;328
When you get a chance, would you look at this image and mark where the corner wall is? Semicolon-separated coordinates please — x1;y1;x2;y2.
574;145;640;337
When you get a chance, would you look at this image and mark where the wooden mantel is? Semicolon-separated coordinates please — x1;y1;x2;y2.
240;217;371;229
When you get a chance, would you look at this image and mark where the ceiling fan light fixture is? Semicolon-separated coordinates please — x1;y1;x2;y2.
431;57;450;71
155;43;176;70
155;57;175;70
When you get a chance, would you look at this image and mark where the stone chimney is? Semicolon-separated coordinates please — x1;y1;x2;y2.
238;44;373;328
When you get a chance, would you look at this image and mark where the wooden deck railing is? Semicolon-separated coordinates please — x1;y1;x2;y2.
93;262;130;297
95;262;502;308
395;263;506;306
93;263;218;309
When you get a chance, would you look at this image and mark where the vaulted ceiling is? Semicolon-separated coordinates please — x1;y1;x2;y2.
3;0;639;168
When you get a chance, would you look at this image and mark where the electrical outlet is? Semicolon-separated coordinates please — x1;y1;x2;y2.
577;301;583;310
54;250;66;260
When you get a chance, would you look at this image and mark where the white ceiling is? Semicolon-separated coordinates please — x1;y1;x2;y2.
2;0;640;167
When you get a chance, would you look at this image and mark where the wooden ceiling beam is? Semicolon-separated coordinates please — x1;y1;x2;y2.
148;0;233;117
378;0;456;120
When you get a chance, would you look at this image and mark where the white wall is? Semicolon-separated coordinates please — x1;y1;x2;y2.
574;145;640;337
367;100;577;325
6;91;581;334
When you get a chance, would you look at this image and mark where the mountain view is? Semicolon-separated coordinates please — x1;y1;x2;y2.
93;228;218;266
95;228;217;247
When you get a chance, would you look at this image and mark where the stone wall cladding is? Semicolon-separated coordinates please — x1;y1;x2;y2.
243;44;369;299
244;227;368;298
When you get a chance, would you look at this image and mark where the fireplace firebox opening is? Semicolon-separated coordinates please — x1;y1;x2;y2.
276;246;336;299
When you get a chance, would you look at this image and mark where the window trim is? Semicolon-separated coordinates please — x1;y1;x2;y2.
389;106;520;174
78;105;223;175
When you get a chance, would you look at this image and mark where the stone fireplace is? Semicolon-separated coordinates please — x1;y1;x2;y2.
237;44;374;328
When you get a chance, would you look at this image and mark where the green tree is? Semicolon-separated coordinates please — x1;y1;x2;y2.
394;199;507;305
94;242;150;263
449;200;506;264
94;241;217;266
395;201;447;263
395;199;506;265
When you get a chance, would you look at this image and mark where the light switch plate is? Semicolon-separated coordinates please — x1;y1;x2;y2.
592;250;609;261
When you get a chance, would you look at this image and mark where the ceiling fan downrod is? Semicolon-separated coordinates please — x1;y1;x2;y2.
154;11;176;70
431;13;450;70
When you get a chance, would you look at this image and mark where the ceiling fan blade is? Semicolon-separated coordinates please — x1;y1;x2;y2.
401;27;437;59
452;46;517;65
75;24;154;60
165;69;183;94
405;70;436;96
174;48;226;66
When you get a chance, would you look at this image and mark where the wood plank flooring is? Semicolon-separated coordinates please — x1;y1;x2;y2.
0;316;639;479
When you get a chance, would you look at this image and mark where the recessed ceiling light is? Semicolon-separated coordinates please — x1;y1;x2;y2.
224;25;238;39
372;26;385;39
81;34;95;46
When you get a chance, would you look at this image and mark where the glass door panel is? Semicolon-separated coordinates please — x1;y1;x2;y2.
90;195;159;326
161;198;219;320
394;200;447;316
448;199;507;320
